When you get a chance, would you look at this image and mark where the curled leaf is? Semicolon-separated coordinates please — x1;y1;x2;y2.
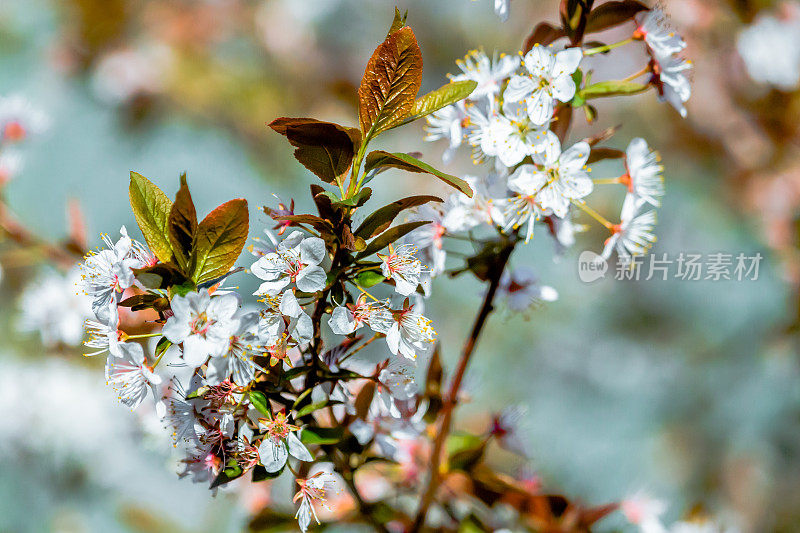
364;151;473;197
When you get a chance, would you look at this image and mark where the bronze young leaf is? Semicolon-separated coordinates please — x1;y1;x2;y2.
357;26;423;138
190;198;249;284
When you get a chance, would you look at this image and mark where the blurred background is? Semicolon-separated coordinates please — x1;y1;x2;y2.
1;0;799;531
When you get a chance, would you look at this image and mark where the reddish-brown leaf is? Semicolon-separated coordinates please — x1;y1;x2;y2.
585;0;648;34
357;26;423;137
523;22;566;53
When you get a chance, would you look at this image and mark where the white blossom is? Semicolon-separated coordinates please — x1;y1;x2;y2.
328;294;392;335
257;413;312;473
494;0;511;22
450;49;519;100
251;230;327;296
505;45;582;125
293;473;333;532
737;13;800;90
652;52;692;118
634;9;687;58
205;310;265;386
624;137;665;207
80;226;148;324
0;149;22;186
600;194;657;260
19;266;92;347
425;102;467;163
507;139;593;222
105;341;162;410
406;204;448;277
498;267;558;311
379;244;424;296
386;299;436;360
442;173;505;233
621;491;668;533
162;290;240;366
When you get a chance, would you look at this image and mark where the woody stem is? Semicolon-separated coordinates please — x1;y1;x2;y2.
412;240;515;531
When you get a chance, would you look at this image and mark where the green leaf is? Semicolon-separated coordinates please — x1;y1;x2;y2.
392;80;477;128
295;400;342;419
357;220;430;258
167;173;197;273
154;337;172;360
268;118;359;184
129;171;173;263
190;198;249;284
364;151;473;197
333;187;372;208
447;432;486;471
358;26;423;137
282;366;312;382
355;269;386;288
355;195;442;239
585;0;648;34
300;427;344;445
210;460;244;489
249;391;270;417
580;80;650;99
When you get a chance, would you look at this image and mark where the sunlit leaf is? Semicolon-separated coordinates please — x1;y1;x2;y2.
190;199;249;284
580;80;650;99
387;7;408;36
392;80;477;128
249;390;270;417
364;151;473;197
300;427;344;445
355;269;386;288
129;171;173;263
358;26;423;137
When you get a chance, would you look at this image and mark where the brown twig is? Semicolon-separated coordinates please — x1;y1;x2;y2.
411;241;514;532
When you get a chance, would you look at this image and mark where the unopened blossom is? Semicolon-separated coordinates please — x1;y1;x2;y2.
505;45;583;125
81;227;153;323
105;341;162;410
0;150;22;186
737;14;800;90
251;230;327;296
328;294;391;335
258;412;312;472
294;472;333;532
498;267;558;311
387;299;436;360
450;49;519;100
19;266;92;347
0;94;49;142
650;52;692;118
379;244;424;296
621;492;668;533
623;138;665;207
507;139;593;225
425;102;468;163
600;194;658;260
205;310;265;386
162;290;239;366
634;9;686;58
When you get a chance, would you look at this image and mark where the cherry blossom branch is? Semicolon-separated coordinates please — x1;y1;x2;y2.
412;239;515;531
0;200;78;269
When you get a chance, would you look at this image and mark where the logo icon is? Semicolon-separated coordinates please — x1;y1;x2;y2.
578;251;607;283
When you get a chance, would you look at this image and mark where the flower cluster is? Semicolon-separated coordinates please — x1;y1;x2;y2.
76;5;692;532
